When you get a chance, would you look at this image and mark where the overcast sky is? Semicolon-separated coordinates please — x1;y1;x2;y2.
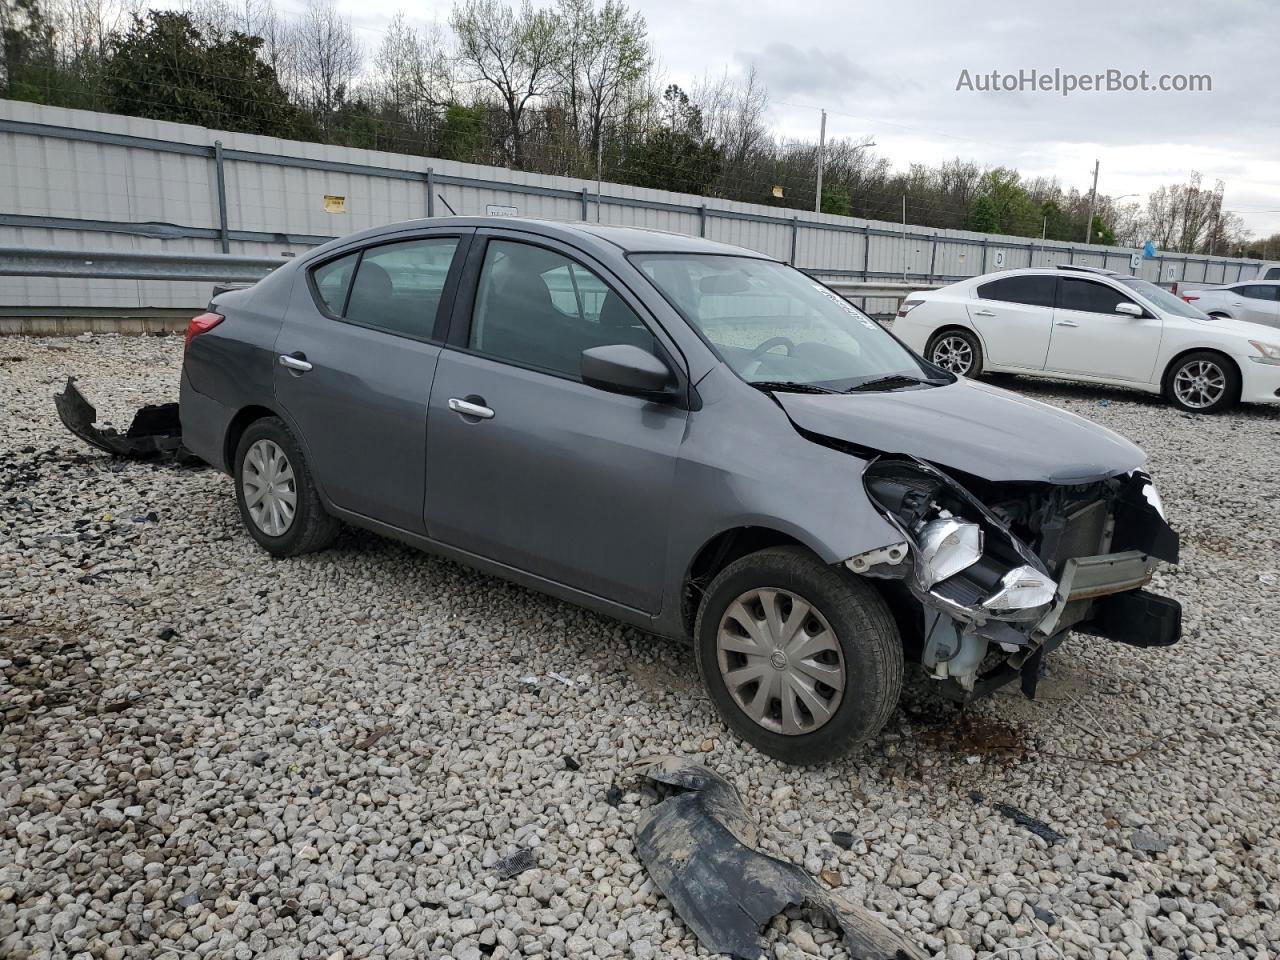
287;0;1280;240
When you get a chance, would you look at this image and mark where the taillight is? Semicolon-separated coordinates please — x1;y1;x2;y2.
897;298;924;318
185;312;224;352
1182;295;1199;302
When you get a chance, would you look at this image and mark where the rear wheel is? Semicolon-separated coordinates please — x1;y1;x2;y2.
926;328;983;377
234;417;339;556
1163;351;1239;414
694;547;903;765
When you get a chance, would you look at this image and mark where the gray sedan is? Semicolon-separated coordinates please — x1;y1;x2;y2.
180;218;1181;764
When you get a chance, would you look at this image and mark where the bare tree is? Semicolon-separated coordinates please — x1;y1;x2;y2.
450;0;560;168
294;0;361;129
374;11;450;126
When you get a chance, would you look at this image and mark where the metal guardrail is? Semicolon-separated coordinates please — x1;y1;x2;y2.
0;248;939;305
0;247;287;282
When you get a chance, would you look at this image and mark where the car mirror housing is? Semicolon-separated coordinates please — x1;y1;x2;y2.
1115;302;1144;317
581;344;675;400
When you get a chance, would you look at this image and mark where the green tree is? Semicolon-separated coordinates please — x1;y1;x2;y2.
450;0;561;168
1088;214;1116;246
965;168;1037;236
1;0;59;103
102;11;299;135
820;184;851;216
439;103;490;162
622;85;721;195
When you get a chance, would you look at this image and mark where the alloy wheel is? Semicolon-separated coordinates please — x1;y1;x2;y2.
242;438;297;536
716;588;846;736
931;335;974;375
1172;359;1226;410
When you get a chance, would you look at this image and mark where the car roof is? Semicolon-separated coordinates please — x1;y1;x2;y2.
316;216;772;259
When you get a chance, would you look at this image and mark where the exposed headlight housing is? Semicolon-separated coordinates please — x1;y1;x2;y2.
1249;340;1280;364
915;516;983;587
983;565;1058;613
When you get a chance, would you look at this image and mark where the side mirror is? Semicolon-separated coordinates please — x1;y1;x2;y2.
1115;302;1144;318
581;344;674;400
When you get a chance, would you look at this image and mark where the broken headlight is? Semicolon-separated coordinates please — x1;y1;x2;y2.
915;516;983;587
983;565;1057;614
862;457;1057;622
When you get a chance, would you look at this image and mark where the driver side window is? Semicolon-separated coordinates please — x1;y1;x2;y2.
469;240;657;380
1058;278;1138;315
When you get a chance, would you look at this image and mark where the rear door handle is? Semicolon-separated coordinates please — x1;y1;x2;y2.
973;309;996;317
1055;320;1079;327
278;353;313;372
448;397;495;420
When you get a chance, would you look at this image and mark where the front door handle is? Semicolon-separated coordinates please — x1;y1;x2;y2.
448;397;495;420
1055;320;1080;327
973;309;996;317
279;353;313;372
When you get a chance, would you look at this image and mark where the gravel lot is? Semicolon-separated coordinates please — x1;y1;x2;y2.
2;335;1278;960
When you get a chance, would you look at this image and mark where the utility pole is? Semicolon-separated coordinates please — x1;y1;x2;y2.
1083;159;1100;243
902;195;908;281
1042;216;1047;240
595;126;604;224
814;109;827;214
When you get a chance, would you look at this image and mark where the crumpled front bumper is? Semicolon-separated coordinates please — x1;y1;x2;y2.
849;455;1181;697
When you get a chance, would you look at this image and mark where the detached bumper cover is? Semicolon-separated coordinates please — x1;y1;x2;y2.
634;757;926;960
54;378;186;460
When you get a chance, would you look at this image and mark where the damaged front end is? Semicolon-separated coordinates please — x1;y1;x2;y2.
847;456;1181;699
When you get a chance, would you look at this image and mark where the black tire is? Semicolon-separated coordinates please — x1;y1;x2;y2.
1162;350;1240;414
233;416;339;557
694;546;903;765
926;327;984;378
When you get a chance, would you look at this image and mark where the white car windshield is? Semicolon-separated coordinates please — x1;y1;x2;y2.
632;254;940;391
1118;277;1209;319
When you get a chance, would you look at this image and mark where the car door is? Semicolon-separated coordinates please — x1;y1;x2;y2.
273;229;471;534
424;233;688;613
964;274;1056;369
1232;285;1280;327
1045;276;1162;382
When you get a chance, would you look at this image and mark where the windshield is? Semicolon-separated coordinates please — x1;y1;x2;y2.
632;254;938;389
1118;277;1210;319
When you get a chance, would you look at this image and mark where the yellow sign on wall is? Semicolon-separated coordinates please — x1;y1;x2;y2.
771;185;785;198
323;195;346;213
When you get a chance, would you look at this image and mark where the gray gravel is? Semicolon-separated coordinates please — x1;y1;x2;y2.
2;335;1278;960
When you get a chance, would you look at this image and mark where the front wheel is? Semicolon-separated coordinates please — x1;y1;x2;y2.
926;328;983;377
1164;351;1239;414
694;547;903;765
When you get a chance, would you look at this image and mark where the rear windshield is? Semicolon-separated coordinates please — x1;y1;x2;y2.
1117;277;1209;319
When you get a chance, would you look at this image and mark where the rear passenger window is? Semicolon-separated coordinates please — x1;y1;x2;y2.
469;240;657;380
310;238;459;339
1238;285;1279;301
1058;278;1137;314
976;275;1056;308
1264;268;1280;280
313;252;358;314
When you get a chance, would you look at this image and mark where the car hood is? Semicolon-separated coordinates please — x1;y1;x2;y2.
775;378;1145;483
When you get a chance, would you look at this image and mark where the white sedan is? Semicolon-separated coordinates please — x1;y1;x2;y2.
894;265;1280;413
1181;281;1280;328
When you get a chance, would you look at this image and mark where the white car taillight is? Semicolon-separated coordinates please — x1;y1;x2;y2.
897;298;924;318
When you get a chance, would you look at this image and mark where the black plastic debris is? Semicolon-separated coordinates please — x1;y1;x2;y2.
54;378;188;460
494;848;537;880
157;627;177;641
563;755;581;771
605;785;623;807
635;757;926;960
970;791;1066;845
1032;904;1058;925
